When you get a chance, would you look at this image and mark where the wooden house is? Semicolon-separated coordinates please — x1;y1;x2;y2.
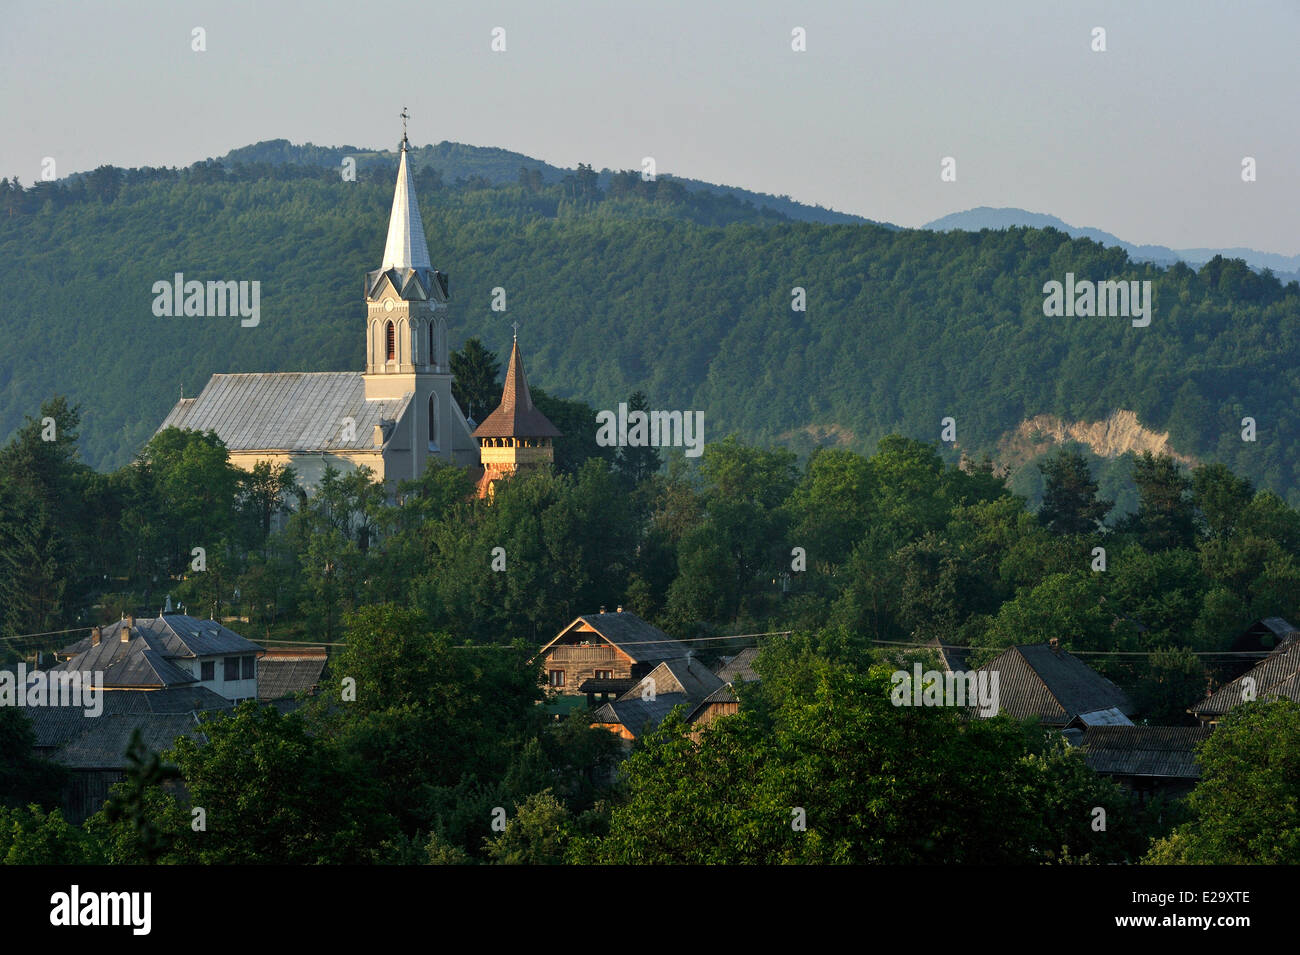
536;609;684;697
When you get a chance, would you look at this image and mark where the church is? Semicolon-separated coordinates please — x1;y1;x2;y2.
156;122;559;499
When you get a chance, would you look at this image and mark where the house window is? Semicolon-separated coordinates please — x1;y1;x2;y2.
241;656;255;679
549;670;565;687
200;661;215;681
594;670;613;680
224;657;239;681
386;321;396;361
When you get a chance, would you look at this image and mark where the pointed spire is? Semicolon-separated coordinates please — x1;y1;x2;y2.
472;336;562;439
380;132;432;271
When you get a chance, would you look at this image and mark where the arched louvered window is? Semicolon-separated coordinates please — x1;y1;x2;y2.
428;394;439;449
386;321;396;361
429;324;436;367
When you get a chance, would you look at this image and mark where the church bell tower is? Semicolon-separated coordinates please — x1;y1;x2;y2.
362;111;470;479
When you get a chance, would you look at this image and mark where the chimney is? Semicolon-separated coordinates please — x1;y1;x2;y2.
616;605;623;613
599;606;606;614
1049;637;1060;653
91;626;101;647
121;614;134;642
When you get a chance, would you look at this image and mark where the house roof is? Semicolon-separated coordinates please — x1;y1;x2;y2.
1077;725;1213;779
156;372;411;454
593;695;693;738
1192;635;1300;717
924;637;973;673
53;616;261;690
257;650;327;701
472;338;561;439
538;611;684;666
618;657;724;703
976;644;1132;726
61;615;262;660
593;657;726;738
53;712;210;770
26;685;233;751
714;647;760;683
1070;706;1134;728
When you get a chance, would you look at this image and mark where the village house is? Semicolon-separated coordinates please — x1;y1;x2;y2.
591;654;726;741
53;612;263;702
1191;619;1300;725
1066;725;1213;802
590;645;762;741
535;608;685;698
974;641;1134;728
26;684;234;824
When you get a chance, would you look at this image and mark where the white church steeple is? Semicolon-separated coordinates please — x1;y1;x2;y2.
381;128;433;272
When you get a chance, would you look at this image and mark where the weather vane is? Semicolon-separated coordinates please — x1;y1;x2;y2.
512;321;520;341
400;106;410;147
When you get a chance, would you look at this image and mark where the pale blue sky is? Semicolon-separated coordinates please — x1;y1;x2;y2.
3;0;1297;253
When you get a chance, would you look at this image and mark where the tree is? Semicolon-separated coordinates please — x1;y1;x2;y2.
450;338;501;421
1146;700;1300;864
614;391;661;484
1037;448;1112;535
483;789;572;864
1125;452;1196;551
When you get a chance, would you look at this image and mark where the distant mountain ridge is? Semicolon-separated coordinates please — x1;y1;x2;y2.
924;206;1300;284
218;139;885;227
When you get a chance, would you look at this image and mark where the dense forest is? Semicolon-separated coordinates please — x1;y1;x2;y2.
3;377;1300;863
2;142;1298;505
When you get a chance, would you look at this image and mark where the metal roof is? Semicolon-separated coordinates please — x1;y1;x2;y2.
618;657;724;703
714;647;760;683
27;685;233;750
976;644;1132;727
1193;636;1300;717
257;654;327;701
60;616;261;662
156;372;411;454
382;144;432;271
924;637;973;673
1073;706;1134;727
472;338;562;439
593;694;693;738
1078;725;1213;779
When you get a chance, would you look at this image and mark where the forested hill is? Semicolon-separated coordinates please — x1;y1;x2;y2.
2;145;1299;504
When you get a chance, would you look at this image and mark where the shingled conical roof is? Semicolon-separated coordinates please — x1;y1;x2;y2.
472;338;562;439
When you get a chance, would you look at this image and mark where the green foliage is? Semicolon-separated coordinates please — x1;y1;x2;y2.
0;804;101;865
1146;701;1300;863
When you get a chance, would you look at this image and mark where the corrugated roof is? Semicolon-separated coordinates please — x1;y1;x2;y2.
61;616;261;662
714;647;760;683
593;694;693;738
26;685;233;750
1193;637;1300;717
977;644;1132;727
472;339;561;439
619;657;723;703
53;713;207;770
1079;725;1213;779
156;372;411;453
257;655;327;701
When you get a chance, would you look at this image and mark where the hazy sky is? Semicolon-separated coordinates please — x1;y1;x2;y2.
4;0;1297;253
